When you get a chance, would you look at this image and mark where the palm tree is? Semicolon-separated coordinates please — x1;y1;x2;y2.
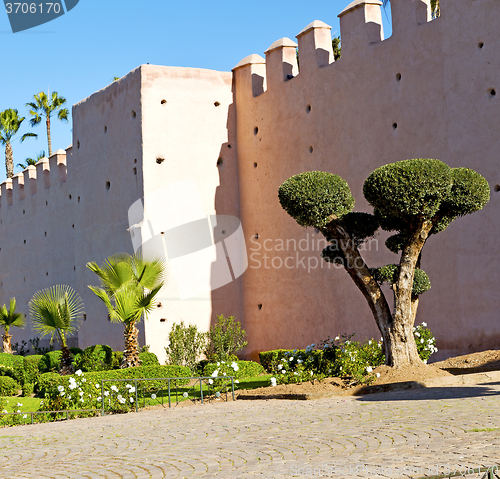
26;91;69;157
0;298;26;354
0;109;37;178
87;253;165;368
29;285;84;375
17;150;46;171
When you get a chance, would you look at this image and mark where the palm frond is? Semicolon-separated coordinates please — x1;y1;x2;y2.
20;132;37;143
0;298;25;331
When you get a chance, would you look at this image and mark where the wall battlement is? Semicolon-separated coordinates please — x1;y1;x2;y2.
0;148;69;210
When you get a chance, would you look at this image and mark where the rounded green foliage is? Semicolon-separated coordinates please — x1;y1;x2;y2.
74;345;113;372
23;355;43;384
364;159;453;218
321;242;345;265
338;212;379;245
112;351;124;369
385;233;406;254
279;171;354;227
374;208;408;232
138;352;159;367
39;350;62;373
371;264;431;297
443;168;490;216
0;376;20;396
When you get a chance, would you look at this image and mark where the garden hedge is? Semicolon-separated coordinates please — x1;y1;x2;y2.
0;376;20;396
202;361;264;379
139;352;159;366
37;365;193;396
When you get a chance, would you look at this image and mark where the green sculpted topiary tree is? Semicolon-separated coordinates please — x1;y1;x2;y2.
279;160;489;368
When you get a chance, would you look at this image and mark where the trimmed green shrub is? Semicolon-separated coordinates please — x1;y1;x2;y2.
74;345;114;372
111;351;123;369
22;382;34;397
70;347;83;356
39;351;62;373
203;360;264;380
23;355;43;384
138;352;159;367
0;353;24;383
0;376;20;396
37;365;192;397
165;321;207;371
259;349;296;373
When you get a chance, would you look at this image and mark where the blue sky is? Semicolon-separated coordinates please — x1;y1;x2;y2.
0;0;392;182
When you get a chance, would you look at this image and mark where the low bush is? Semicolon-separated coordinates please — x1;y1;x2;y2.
74;345;114;372
22;383;34;397
112;351;123;369
0;353;24;383
202;360;264;380
23;355;43;385
205;315;247;363
0;376;20;396
165;321;207;371
138;352;159;367
37;365;192;397
39;351;62;373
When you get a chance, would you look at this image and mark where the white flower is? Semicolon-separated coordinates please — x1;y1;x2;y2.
232;364;239;372
151;394;157;400
95;384;100;389
126;384;132;389
130;397;134;403
420;339;424;343
16;410;20;413
289;357;294;361
270;377;277;387
23;414;27;419
119;398;125;404
129;387;135;394
297;359;303;364
80;398;84;402
208;379;213;384
366;366;373;373
104;391;109;397
281;370;286;374
223;372;226;376
421;322;427;327
423;359;428;364
335;336;340;341
75;370;83;376
67;396;71;401
117;395;123;401
368;340;372;345
217;362;220;366
16;402;22;407
376;373;380;378
277;364;283;370
79;391;84;396
235;380;239;384
1;410;7;413
69;382;77;390
57;386;64;392
81;378;86;383
294;372;298;375
380;337;383;342
97;397;102;402
415;332;421;337
211;370;219;377
111;385;118;392
182;392;188;398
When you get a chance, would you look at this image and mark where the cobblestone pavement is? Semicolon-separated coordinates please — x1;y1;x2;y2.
0;383;499;479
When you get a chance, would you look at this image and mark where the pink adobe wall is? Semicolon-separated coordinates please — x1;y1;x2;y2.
233;0;500;361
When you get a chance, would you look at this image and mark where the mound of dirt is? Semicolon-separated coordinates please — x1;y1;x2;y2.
432;349;500;374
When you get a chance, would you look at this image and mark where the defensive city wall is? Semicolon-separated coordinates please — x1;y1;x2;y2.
0;0;498;362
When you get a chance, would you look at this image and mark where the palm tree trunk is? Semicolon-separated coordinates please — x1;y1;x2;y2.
46;117;52;157
122;322;142;368
5;141;13;179
59;346;74;375
2;332;12;354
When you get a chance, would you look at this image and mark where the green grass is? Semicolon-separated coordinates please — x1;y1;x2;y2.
0;397;42;414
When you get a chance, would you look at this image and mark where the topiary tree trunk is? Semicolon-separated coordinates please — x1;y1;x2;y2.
122;322;142;368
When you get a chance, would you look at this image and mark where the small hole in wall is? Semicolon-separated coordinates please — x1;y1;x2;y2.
107;314;111;322
478;42;484;49
161;99;167;105
309;146;314;153
494;185;500;192
106;181;111;190
156;158;165;164
24;277;25;283
78;197;80;203
258;304;263;310
157;302;162;308
227;144;232;149
134;158;137;164
104;126;107;133
72;224;74;229
23;210;25;214
44;232;47;237
214;101;220;107
222;230;226;234
254;162;257;168
306;105;311;113
396;73;402;81
24;240;26;244
314;228;320;234
46;272;48;276
133;167;137;175
160;318;166;322
254;127;258;135
217;158;223;167
255;233;259;240
83;314;86;321
46;201;48;206
74;265;76;271
393;123;398;129
489;88;496;96
69;194;72;200
77;140;80;149
132;110;137;118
